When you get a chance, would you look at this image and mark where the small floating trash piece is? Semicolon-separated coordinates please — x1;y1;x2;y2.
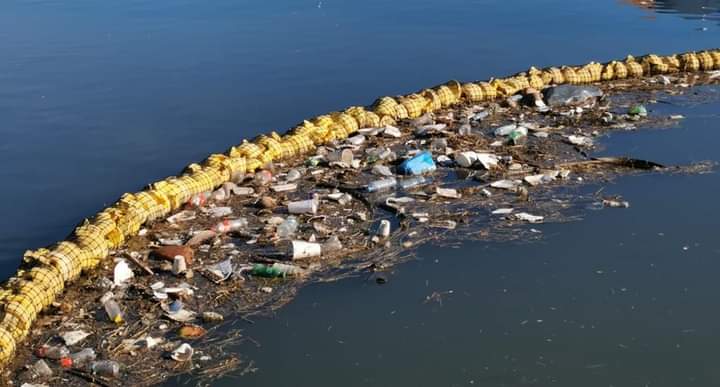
513;212;544;223
164;308;197;323
172;256;187;276
321;235;343;253
377;220;391;238
398;176;430;190
100;292;124;324
206;206;233;218
285;169;302;182
628;104;648;117
113;259;134;287
287;240;322;260
171;343;194;362
543;84;603;107
490;180;521;190
167;210;196;224
602;198;630;208
276;216;299;239
212;218;248;233
382;125;402;138
206;259;234;282
249;263;304;278
202;311;224;323
28;359;53;378
90;360;120;378
371;164;393;176
492;208;514;215
436;187;461;199
430;220;457;230
61;330;90;346
178;324;206;340
566;135;594;147
288;199;319;215
494;123;517;136
524;172;557;186
367;177;397;193
69;348;96;367
35;345;69;360
326;149;354;165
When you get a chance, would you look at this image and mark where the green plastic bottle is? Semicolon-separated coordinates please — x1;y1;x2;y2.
251;263;303;278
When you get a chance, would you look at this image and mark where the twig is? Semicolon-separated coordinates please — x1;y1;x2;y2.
126;253;155;276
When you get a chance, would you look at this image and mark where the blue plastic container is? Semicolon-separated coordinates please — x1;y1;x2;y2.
398;151;436;175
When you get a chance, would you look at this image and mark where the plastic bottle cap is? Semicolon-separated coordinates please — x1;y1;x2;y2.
60;357;73;368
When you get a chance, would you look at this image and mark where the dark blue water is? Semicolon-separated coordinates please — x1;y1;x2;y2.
2;0;720;386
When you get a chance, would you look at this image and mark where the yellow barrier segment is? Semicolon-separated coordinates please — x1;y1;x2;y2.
0;49;719;365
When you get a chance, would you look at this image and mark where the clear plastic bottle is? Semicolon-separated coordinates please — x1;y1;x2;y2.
36;345;69;360
187;192;211;207
276;216;298;239
321;236;343;254
253;170;273;186
367;177;397;193
212;218;248;233
103;299;124;324
399;176;430;190
30;359;53;377
91;360;120;378
70;348;97;367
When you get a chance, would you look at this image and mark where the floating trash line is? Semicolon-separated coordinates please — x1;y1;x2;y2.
0;49;719;364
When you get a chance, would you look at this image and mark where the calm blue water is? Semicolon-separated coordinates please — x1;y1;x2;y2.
2;0;720;386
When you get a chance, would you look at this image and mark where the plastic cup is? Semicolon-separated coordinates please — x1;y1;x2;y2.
172;256;187;275
455;151;479;168
288;199;318;215
290;241;322;259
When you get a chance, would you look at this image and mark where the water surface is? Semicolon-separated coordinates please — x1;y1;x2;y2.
1;0;719;386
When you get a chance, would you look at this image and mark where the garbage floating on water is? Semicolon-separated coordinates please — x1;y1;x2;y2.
513;212;545;223
399;151;436;175
3;49;720;385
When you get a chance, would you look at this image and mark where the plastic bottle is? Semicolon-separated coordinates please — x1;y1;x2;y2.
212;218;248;233
287;199;318;215
321;236;343;254
377;220;391;238
367;177;397;193
91;360;120;378
187;192;211;207
508;127;527;145
431;138;448;152
36;345;70;360
29;359;53;377
398;176;430;190
286;169;302;182
102;298;124;324
250;263;304;278
276;216;298;239
253;170;273;186
70;348;97;367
